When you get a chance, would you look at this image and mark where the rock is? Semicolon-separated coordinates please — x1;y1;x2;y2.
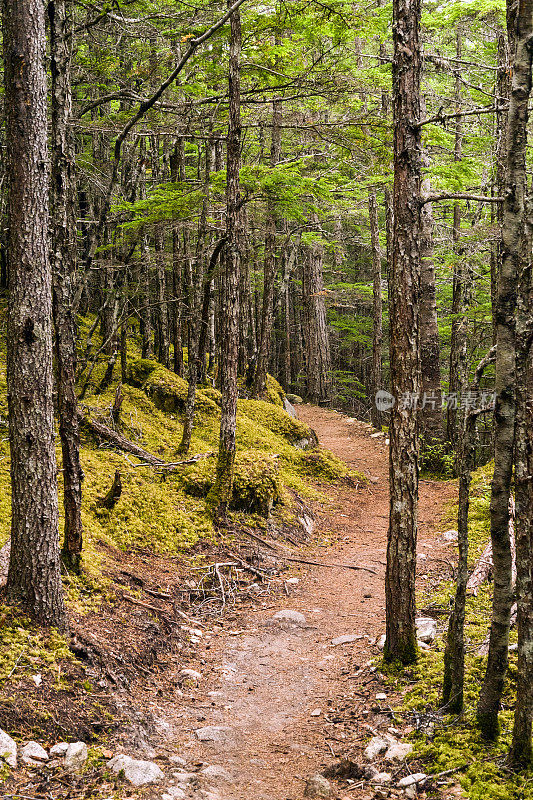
297;513;315;536
286;577;299;586
286;394;303;404
415;617;437;644
398;773;426;788
179;668;202;684
370;431;384;438
169;755;187;766
271;609;307;626
0;541;10;588
162;792;186;800
377;634;386;650
331;634;361;646
310;708;321;717
64;742;88;772
364;737;389;760
443;529;458;541
31;673;42;687
283;397;297;418
194;726;231;742
172;771;198;785
376;693;387;701
200;764;233;782
375;772;392;785
304;773;331;798
50;742;69;757
0;730;17;768
404;787;417;799
21;741;49;765
384;742;412;762
107;754;164;786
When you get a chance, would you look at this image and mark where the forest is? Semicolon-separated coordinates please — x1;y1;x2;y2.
0;0;532;798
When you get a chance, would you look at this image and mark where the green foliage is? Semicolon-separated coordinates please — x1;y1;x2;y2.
420;438;456;479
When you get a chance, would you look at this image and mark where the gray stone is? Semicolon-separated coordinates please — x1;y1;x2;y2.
405;786;417;799
331;634;361;646
169;755;187;766
0;541;10;588
0;729;17;767
162;791;186;800
374;772;392;785
200;764;233;783
415;617;437;644
283;398;297;418
442;529;458;541
271;609;307;626
194;726;231;743
384;742;412;762
377;634;386;650
398;773;426;788
50;742;69;757
21;741;48;765
64;742;88;772
364;736;389;760
179;668;202;684
107;754;164;786
304;773;331;798
172;771;198;785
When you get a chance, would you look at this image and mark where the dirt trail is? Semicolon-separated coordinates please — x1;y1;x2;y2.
157;406;455;800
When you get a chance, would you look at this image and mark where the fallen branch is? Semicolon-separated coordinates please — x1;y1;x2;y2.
227;550;270;580
80;412;212;470
122;592;206;628
274;555;377;574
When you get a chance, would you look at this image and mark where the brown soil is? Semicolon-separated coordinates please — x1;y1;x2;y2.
145;405;457;799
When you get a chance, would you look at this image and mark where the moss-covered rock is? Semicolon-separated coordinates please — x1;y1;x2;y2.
127;359;219;416
239;399;316;446
181;451;283;516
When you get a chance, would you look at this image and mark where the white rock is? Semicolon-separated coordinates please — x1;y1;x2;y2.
194;726;231;742
200;764;233;782
283;397;297;418
405;786;417;799
376;692;388;701
331;634;361;646
64;742;88;771
398;773;426;788
162;789;186;800
31;674;42;687
384;742;412;762
271;609;307;626
50;742;69;757
310;708;321;716
172;771;198;784
0;729;17;767
377;634;386;650
304;773;331;797
107;754;164;786
364;736;389;760
370;432;384;438
443;529;458;541
179;669;202;683
169;755;187;766
286;577;299;585
21;741;48;765
415;617;437;643
374;772;392;784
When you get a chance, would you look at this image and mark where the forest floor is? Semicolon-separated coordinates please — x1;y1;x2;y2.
139;405;457;800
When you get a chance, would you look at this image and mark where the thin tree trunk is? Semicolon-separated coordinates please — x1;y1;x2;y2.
369;190;383;428
477;0;527;739
384;0;422;665
303;216;332;404
210;3;241;518
3;0;67;629
49;0;84;573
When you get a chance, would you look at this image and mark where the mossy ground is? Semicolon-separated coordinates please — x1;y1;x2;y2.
0;314;362;727
393;462;531;800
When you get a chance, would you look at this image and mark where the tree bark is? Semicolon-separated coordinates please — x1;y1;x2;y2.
303;217;332;405
369;190;383;428
477;0;529;740
49;0;84;574
210;3;241;519
3;0;67;629
384;0;422;665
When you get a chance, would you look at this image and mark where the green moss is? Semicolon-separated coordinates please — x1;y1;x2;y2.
239;398;315;444
265;374;285;406
0;606;73;688
128;358;219;417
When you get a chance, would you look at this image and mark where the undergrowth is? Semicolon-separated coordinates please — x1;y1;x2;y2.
396;462;530;800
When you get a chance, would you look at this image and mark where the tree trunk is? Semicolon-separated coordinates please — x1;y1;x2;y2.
508;0;533;763
3;0;67;629
49;0;84;574
477;0;529;739
384;0;422;666
369;190;383;428
303;217;332;404
210;3;241;519
252;97;282;397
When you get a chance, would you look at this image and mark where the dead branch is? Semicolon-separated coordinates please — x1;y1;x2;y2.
274;555;377;574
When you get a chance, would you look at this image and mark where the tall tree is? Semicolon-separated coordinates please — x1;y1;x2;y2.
384;0;422;665
210;3;242;518
49;0;84;573
477;0;525;740
3;0;67;629
369;189;383;429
